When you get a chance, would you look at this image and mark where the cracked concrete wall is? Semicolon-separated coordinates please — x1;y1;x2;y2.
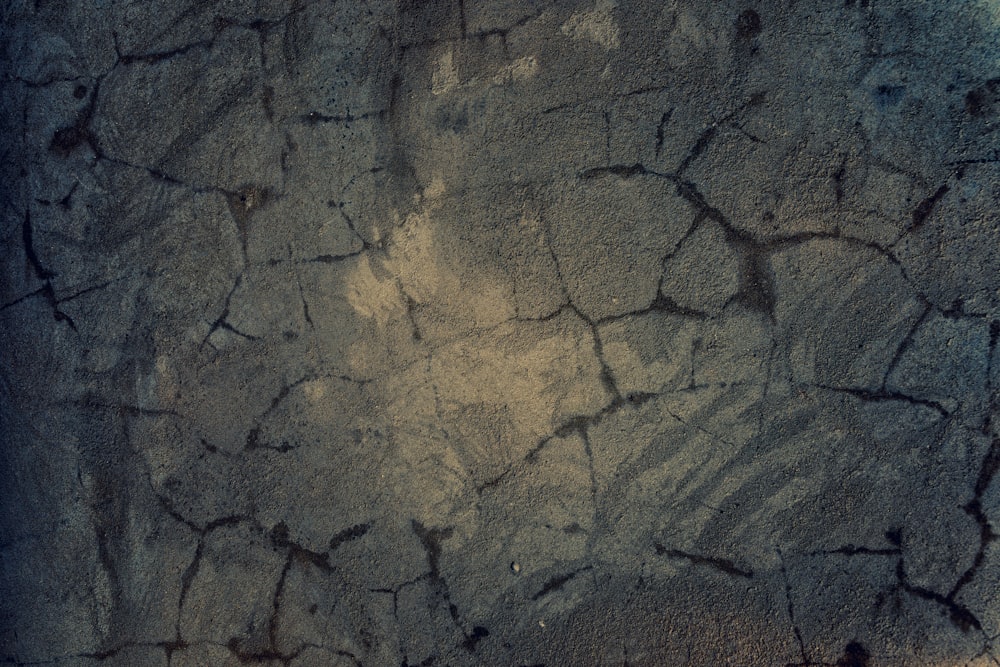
2;0;1000;665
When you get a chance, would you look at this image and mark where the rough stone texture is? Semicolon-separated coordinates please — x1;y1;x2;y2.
2;1;1000;666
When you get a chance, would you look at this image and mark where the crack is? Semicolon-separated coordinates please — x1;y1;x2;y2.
332;199;376;252
654;544;753;578
1;638;191;665
596;291;710;326
578;163;780;319
581;430;598;507
807;544;901;557
947;156;1000;166
881;302;932;391
400;283;423;342
329;523;370;551
368;576;428;663
576;152;941;313
300;109;387;125
477;379;659;494
948;434;1000;601
777;548;809;665
95;154;198;190
172;538;204;652
4;73;92;89
93;156;276;262
289;245;314;329
982;320;1000;436
69;399;180;419
411;520;452;585
22;210;54;281
200;272;247;349
902;183;950;236
119;39;214;66
530;565;593;601
811;383;951;418
156;507;350;663
225;184;274;263
116;5;307;68
14;210;77;330
244;372;371;453
536;203;572;308
551;389;659;440
662;405;738;449
466;9;541;43
301;250;366;264
896;557;982;632
879;527;984;633
654;108;674;158
603;109;611;166
458;0;467;38
48;77;101;159
833;159;847;205
53;277;123;305
409;520;486;651
0;286;45;313
677;125;717;176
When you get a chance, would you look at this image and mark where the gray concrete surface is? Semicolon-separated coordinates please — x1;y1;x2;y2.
2;0;1000;665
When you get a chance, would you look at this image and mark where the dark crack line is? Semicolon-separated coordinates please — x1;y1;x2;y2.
329;523;370;551
984;320;1000;434
302;249;366;264
896;558;982;633
116;5;306;68
881;302;932;391
902;183;950;236
300;109;387;125
13;211;77;330
458;0;467;38
409;520;485;650
777;548;809;665
663;406;738;448
677;124;717;176
200;273;246;349
72;400;180;419
812;383;951;418
676;92;767;176
153;506;351;660
54;277;124;305
603;109;611;166
119;38;214;66
808;544;900;557
289;244;314;329
22;210;54;281
477;353;660;494
597;290;710;326
47;77;101;159
654;108;674;158
947;434;1000;602
0;286;46;312
576;156;935;310
654;545;753;578
530;565;593;601
174;539;204;648
334;201;376;252
244;372;370;453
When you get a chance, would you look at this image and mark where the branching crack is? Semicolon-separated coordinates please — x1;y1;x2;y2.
12;211;77;330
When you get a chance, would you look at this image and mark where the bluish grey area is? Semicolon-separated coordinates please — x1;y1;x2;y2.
1;1;1000;665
